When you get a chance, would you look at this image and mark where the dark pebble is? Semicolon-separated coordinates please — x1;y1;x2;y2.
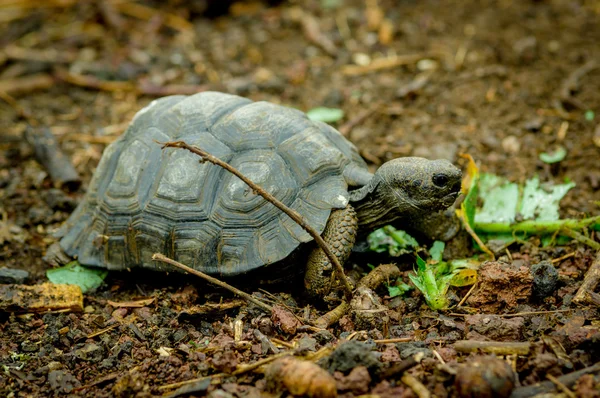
0;268;29;284
531;260;559;300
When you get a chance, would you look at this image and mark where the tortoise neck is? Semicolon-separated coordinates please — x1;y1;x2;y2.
349;176;404;231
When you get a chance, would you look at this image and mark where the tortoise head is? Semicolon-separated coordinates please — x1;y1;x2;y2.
351;157;462;231
376;157;462;213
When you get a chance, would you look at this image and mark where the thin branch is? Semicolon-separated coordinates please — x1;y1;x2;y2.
573;250;600;306
158;140;354;301
152;253;273;313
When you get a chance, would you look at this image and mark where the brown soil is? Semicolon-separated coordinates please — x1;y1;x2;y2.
1;1;599;397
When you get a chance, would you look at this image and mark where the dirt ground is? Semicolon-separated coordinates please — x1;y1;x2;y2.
1;0;600;397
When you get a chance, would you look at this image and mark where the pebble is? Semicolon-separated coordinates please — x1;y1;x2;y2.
501;135;521;153
531;260;559;300
0;268;29;284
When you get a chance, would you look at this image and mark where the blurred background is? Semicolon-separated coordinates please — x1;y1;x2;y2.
1;0;599;269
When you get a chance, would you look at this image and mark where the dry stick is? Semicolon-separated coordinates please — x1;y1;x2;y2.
152;253;273;313
510;362;600;398
159;140;354;301
401;374;431;398
546;374;577;398
453;340;531;356
24;127;81;191
573;250;600;306
559;60;598;110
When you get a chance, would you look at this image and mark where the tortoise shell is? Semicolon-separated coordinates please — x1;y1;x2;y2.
57;92;369;275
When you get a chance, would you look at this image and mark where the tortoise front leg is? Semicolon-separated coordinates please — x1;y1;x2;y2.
304;205;358;298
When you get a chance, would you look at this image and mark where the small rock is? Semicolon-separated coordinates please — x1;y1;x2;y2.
335;366;371;394
0;268;29;284
512;36;537;63
466;261;533;312
296;336;318;354
465;315;525;341
454;356;516;398
271;305;301;335
48;370;81;394
396;341;433;360
210;349;239;374
74;343;104;362
522;117;544;132
321;340;381;375
313;329;335;344
21;340;38;352
501;136;521;154
531;260;559;300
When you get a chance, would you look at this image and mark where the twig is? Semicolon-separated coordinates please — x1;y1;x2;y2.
0;74;55;96
158;374;226;391
338;102;382;137
401;374;431;398
113;1;194;33
380;353;424;379
453;340;531;356
56;68;213;95
458;210;495;259
87;324;119;339
313;301;350;329
152;253;273;313
573;250;600;306
546;374;577;398
373;337;414;344
342;53;430;76
23;127;81;191
456;282;478;307
159;140;354;301
559;60;598;110
551;251;576;264
510;362;600;398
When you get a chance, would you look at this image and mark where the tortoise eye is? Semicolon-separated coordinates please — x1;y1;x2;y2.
432;174;449;188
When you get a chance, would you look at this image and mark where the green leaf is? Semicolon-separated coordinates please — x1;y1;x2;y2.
46;261;107;293
539;146;567;164
387;280;413;298
367;226;419;256
584;110;595;121
475;173;519;223
306;107;344;123
428;241;445;263
408;254;450;310
519;176;575;221
321;0;343;9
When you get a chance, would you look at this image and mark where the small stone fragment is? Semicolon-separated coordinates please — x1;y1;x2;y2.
322;340;381;375
0;268;29;284
266;356;337;398
48;370;81;394
501;136;521;154
335;366;371;395
271;305;301;335
454;356;516;398
74;343;105;362
465;315;525;341
0;283;83;313
531;260;559;300
466;261;533;312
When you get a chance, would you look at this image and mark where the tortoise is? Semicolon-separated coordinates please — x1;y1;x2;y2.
48;92;462;297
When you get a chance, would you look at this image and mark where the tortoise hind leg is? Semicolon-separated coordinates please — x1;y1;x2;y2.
304;205;358;298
